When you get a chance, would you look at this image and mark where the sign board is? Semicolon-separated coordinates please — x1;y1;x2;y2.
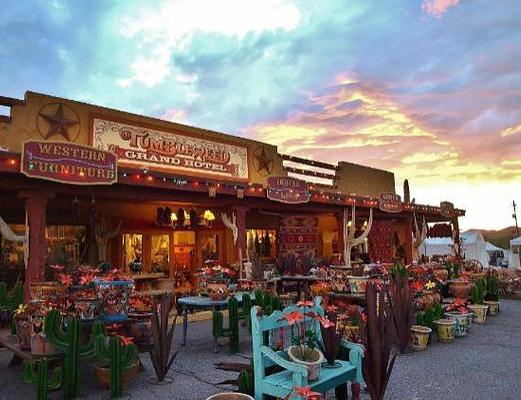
91;117;249;182
21;141;117;185
379;193;403;213
440;201;456;218
267;176;310;204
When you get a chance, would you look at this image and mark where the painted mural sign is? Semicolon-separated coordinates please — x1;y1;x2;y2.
267;176;310;204
379;193;403;213
21;141;117;185
440;201;456;218
91;118;249;182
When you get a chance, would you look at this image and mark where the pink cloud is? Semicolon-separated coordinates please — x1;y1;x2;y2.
422;0;460;17
160;108;190;124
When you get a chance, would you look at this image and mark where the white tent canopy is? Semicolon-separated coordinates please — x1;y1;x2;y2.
509;236;521;268
421;231;490;267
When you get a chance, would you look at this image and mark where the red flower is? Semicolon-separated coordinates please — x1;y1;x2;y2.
293;386;323;399
318;317;336;329
410;280;424;293
280;311;304;325
325;304;337;313
119;335;134;346
59;273;73;286
296;300;314;308
79;273;94;286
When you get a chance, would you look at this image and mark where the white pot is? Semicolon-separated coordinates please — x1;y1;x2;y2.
287;346;324;381
206;394;254;400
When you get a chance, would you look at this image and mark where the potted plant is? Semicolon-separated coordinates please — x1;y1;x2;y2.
13;303;36;350
281;301;324;381
433;319;456;343
128;293;156;347
414;303;442;349
484;271;500;316
447;276;472;299
444;299;470;337
410;325;431;351
468;279;489;324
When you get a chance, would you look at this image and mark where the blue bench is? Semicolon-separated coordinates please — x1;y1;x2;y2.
251;298;363;399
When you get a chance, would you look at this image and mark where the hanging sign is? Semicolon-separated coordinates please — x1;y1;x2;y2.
21;141;117;185
267;176;310;204
440;201;456;218
379;193;402;213
91;117;249;182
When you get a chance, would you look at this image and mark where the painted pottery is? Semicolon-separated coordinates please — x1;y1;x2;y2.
30;333;56;355
206;281;230;300
279;293;297;307
432;268;449;281
73;297;99;321
410;325;432;351
95;280;134;322
467;304;489;324
206;394;254;400
29;282;67;302
448;280;472;299
288;346;324;381
348;276;369;294
94;360;139;390
14;314;32;350
484;300;499;316
344;324;360;342
434;319;456;343
444;311;469;337
329;266;350;293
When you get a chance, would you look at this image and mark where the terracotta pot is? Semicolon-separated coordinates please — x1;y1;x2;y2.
94;360;140;390
434;319;456;343
206;394;254;400
432;268;448;281
14;315;32;350
288;346;324;381
448;280;472;299
468;304;488;324
444;311;469;337
95;280;134;322
29;282;67;302
206;281;229;300
484;300;499;316
73;298;99;322
31;333;56;355
410;325;431;351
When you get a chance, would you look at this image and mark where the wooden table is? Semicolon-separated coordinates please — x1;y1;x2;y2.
177;292;253;350
278;275;330;300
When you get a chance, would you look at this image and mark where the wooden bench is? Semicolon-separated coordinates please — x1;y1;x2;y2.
250;298;363;400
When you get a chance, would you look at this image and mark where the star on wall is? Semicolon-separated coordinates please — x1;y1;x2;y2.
39;104;79;141
253;146;274;175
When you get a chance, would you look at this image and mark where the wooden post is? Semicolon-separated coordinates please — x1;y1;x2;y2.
18;191;53;302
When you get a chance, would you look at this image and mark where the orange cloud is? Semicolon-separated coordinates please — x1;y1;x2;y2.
422;0;460;17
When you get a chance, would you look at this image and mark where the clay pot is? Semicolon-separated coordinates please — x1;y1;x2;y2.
95;280;133;322
30;333;56;355
448;280;472;299
467;304;489;324
410;325;431;351
206;394;254;400
434;319;456;343
444;311;469;337
73;297;99;322
29;282;67;302
94;360;140;390
467;272;485;283
484;300;499;316
432;268;448;281
288;346;324;381
206;281;229;300
14;315;32;351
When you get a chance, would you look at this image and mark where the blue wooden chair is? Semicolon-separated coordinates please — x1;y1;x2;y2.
251;298;363;400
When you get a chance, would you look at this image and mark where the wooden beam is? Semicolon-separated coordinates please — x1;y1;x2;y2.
0;96;24;107
280;154;338;171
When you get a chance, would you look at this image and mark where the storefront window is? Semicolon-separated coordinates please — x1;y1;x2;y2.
201;234;219;263
46;225;85;268
151;234;169;273
123;234;143;269
1;224;25;273
246;229;277;258
173;231;195;271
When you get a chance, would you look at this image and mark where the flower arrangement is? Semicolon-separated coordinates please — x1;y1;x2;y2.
309;281;332;297
280;301;320;363
284;386;323;399
445;298;469;313
129;293;156;313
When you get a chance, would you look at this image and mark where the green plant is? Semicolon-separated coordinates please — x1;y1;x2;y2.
149;294;178;382
95;335;138;398
485;273;499;301
389;262;408;279
416;303;442;330
23;358;62;400
254;289;282;315
44;309;105;399
444;262;461;280
471;279;487;305
300;253;317;276
276;253;298;276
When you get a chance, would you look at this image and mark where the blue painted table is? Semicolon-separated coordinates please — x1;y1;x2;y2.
178;292;253;349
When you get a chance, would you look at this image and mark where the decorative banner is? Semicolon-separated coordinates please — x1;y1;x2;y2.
91;117;249;182
267;176;310;204
21;141;117;185
279;215;317;257
379;193;403;213
440;201;456;218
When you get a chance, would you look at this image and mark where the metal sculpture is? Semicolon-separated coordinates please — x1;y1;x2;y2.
222;212;238;245
343;206;373;268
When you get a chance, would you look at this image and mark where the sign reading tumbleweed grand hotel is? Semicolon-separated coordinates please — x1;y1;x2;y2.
379;193;403;213
21;141;117;185
91;117;249;181
267;176;310;204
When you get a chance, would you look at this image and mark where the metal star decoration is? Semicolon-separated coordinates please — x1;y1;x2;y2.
39;104;79;141
253;146;274;175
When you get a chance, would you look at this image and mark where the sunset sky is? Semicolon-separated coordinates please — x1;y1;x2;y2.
1;0;520;230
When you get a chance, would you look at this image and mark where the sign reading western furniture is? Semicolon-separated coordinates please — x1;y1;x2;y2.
379;193;403;213
267;176;310;204
91;117;249;182
21;141;117;185
440;201;456;218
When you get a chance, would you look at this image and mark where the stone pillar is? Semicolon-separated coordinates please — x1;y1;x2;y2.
19;191;53;302
233;207;247;262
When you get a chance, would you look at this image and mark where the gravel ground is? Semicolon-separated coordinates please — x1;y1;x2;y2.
1;300;520;400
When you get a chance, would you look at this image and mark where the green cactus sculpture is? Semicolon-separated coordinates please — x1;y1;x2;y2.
0;282;24;334
238;368;254;396
239;293;253;325
95;335;138;398
23;358;62;400
254;289;281;315
212;296;240;353
44;309;105;399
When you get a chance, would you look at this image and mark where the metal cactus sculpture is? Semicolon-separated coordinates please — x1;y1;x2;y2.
412;213;427;262
95;335;138;398
343;206;373;267
212;296;240;353
44;309;105;399
23;358;62;400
